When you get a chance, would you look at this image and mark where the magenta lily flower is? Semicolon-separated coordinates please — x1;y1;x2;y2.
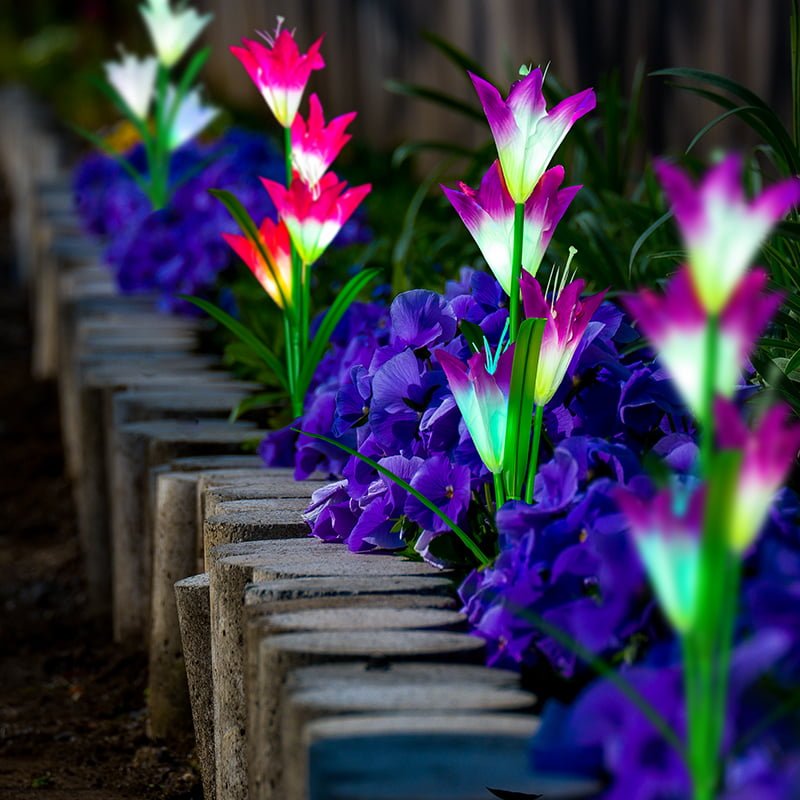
715;399;800;553
435;344;514;474
469;67;595;204
623;267;781;417
291;93;356;193
222;217;293;309
230;18;324;127
442;161;580;296
520;267;606;406
656;155;800;314
616;484;704;634
261;172;371;265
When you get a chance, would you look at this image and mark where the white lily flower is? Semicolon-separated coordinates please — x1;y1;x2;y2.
140;0;212;67
103;48;158;120
166;86;218;150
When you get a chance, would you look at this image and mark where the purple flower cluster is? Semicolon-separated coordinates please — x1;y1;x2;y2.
72;129;371;313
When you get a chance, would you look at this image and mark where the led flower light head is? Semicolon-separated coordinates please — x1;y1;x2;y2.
469;67;595;204
103;48;158;120
616;483;704;634
519;255;606;406
622;267;782;417
230;18;325;127
715;398;800;553
140;0;212;68
223;217;293;309
261;171;370;265
165;86;218;150
656;155;800;314
291;93;356;193
442;161;581;296
435;328;513;474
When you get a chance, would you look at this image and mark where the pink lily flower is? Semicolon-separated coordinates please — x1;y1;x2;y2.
656;155;800;314
291;93;356;193
261;172;371;265
223;217;293;309
230;18;324;127
470;67;595;204
715;399;800;552
519;267;606;406
622;267;782;417
616;484;704;633
436;343;514;475
442;161;580;296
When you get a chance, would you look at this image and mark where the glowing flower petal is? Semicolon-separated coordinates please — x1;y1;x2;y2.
656;155;800;313
470;68;595;203
230;19;324;127
140;0;212;68
165;86;218;150
442;161;580;295
104;49;158;120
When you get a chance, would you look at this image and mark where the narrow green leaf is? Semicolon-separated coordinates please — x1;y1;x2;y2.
179;294;288;389
391;139;478;168
420;30;492;81
685;106;760;154
90;75;152;145
629;211;674;278
294;428;492;567
502;318;546;499
459;320;485;354
209;188;295;320
296;268;381;397
228;391;286;422
70;123;150;194
384;79;485;122
165;46;211;132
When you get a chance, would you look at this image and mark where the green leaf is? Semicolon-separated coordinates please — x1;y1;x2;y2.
502;317;546;499
209;188;295;320
228;391;286;422
629;210;674;278
459;320;485;354
420;30;492;81
391;139;478;168
90;75;152;145
167;47;210;121
296;268;381;397
384;79;485;122
294;428;492;567
685;106;760;155
179;294;288;390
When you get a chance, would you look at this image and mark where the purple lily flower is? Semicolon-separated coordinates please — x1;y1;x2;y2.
435;344;514;474
716;398;800;553
520;269;606;406
655;154;800;313
622;267;782;417
469;67;595;203
616;483;704;633
442;161;580;295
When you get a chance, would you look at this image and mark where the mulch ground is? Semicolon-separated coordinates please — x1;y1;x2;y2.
0;293;201;799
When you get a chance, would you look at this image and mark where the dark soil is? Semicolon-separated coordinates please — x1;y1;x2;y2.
0;294;201;799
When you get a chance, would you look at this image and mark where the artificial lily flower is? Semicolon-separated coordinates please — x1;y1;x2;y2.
436;339;514;474
140;0;212;68
442;161;580;296
470;67;595;204
622;267;781;417
223;217;293;309
520;265;606;406
165;86;218;150
291;93;356;193
230;18;324;127
656;155;800;314
103;48;158;120
261;171;370;265
616;483;704;634
715;399;800;553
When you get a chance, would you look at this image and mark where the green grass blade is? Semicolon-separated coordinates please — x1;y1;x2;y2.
70;123;150;194
296;268;381;397
384;79;485;122
294;428;492;567
228;391;285;422
502;317;546;499
179;294;288;389
628;211;674;278
420;30;492;81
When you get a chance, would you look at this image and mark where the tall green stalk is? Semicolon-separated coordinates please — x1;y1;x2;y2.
149;64;171;209
698;315;719;475
509;202;525;341
523;404;545;503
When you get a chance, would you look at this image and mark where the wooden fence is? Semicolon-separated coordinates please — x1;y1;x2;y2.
199;0;793;157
